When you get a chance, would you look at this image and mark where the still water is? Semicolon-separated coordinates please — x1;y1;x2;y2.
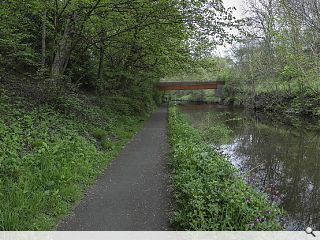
179;103;320;231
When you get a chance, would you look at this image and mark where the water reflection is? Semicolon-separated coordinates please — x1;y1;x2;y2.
179;103;320;230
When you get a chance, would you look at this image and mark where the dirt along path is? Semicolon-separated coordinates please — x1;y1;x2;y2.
57;106;173;230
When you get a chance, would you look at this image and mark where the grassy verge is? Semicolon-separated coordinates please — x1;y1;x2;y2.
168;106;283;230
0;86;149;230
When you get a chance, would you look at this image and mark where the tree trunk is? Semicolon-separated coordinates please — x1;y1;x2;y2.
51;20;72;78
41;9;47;69
98;37;105;80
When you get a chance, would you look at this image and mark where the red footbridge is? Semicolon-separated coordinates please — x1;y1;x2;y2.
156;81;225;91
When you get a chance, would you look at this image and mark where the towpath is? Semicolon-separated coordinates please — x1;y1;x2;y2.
57;106;172;230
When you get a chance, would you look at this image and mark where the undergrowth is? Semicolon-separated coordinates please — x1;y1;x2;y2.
168;106;283;230
223;78;320;121
0;87;147;230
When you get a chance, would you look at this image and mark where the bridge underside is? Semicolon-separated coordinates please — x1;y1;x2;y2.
156;81;224;91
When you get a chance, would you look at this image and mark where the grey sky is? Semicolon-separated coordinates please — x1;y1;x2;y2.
223;0;246;18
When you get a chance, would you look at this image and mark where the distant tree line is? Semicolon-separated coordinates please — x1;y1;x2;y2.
228;0;320;96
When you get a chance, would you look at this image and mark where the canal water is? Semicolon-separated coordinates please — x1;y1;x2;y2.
179;103;320;231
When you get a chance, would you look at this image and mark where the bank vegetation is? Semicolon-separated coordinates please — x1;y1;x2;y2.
168;106;283;230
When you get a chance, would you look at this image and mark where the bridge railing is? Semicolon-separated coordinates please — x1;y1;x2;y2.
156;81;225;91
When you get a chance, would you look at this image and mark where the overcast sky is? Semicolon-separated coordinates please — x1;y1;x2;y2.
223;0;246;18
215;0;246;56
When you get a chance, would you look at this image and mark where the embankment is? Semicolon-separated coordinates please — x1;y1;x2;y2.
0;81;150;230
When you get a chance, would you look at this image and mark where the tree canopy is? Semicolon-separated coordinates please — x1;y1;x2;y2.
0;0;237;101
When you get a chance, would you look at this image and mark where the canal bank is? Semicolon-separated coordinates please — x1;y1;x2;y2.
178;103;320;230
168;105;283;231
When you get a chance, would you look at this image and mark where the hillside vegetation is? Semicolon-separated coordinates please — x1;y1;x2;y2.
0;80;149;230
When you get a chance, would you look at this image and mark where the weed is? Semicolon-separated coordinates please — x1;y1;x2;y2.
101;139;114;150
92;128;107;141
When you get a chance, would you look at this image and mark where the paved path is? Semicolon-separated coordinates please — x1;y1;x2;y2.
57;106;172;230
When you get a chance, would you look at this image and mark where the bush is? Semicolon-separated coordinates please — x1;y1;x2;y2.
168;106;283;230
92;128;107;141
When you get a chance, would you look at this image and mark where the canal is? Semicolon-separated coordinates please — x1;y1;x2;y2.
179;103;320;231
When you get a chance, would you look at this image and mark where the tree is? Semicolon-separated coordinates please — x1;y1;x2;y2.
1;0;238;100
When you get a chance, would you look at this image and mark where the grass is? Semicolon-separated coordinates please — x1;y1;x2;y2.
168;106;284;230
0;87;148;230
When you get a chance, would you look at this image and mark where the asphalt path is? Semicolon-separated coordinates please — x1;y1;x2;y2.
57;106;172;230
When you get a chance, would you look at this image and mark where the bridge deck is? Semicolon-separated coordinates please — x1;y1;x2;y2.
157;81;225;91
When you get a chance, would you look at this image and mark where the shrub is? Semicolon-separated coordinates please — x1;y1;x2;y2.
92;128;107;141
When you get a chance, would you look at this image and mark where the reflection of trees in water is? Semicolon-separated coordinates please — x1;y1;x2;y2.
179;104;320;230
228;119;320;230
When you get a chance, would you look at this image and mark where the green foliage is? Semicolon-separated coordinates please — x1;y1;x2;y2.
168;106;283;230
0;0;238;100
202;123;233;145
0;0;240;231
222;0;320;121
226;87;320;121
0;89;145;230
161;57;232;102
153;90;164;106
280;65;301;81
162;57;232;83
92;128;107;141
0;0;40;74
